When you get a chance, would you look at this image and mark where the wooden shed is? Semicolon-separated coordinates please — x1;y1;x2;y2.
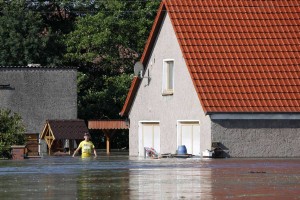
40;119;88;155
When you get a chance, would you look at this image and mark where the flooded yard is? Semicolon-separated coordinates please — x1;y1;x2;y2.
0;152;299;199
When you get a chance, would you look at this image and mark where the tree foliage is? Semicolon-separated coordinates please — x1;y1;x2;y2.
78;72;132;119
64;0;160;72
0;109;26;159
31;0;99;35
65;0;160;120
0;0;63;65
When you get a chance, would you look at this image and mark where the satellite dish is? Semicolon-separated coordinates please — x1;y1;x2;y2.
134;61;144;78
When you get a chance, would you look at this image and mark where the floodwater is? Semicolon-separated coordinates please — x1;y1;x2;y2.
0;152;299;200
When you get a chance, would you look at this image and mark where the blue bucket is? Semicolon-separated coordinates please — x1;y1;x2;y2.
177;145;187;155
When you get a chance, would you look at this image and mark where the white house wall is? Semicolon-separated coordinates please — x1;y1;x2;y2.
129;13;211;156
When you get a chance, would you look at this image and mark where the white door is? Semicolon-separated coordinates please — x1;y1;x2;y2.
139;122;160;156
177;122;200;155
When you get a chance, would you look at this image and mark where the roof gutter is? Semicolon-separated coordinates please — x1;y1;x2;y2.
210;113;300;120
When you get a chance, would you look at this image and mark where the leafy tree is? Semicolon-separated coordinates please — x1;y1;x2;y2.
78;72;132;119
64;0;160;71
0;0;64;65
31;0;98;40
0;109;26;159
65;0;160;120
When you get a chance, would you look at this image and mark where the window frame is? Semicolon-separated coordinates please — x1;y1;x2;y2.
162;59;174;95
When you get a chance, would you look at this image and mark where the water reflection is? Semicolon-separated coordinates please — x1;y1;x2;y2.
129;166;212;199
0;154;299;199
76;169;130;199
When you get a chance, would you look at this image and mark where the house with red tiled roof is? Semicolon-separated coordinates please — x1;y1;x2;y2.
120;0;300;157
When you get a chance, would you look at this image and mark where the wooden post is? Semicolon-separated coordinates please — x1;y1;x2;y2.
69;139;74;154
105;132;110;154
103;130;117;154
48;146;51;155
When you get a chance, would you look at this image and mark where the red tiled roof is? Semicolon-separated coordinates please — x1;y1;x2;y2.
88;120;129;129
121;0;300;115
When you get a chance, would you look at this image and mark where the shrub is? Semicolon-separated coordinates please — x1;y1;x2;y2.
0;109;26;159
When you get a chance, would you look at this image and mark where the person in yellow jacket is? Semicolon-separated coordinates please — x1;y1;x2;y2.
72;132;97;158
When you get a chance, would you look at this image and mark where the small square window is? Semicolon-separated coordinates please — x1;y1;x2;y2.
162;60;174;95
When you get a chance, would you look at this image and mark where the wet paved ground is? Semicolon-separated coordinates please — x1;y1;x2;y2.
0;152;299;199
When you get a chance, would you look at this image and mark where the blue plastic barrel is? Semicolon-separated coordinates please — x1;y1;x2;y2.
177;145;187;155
